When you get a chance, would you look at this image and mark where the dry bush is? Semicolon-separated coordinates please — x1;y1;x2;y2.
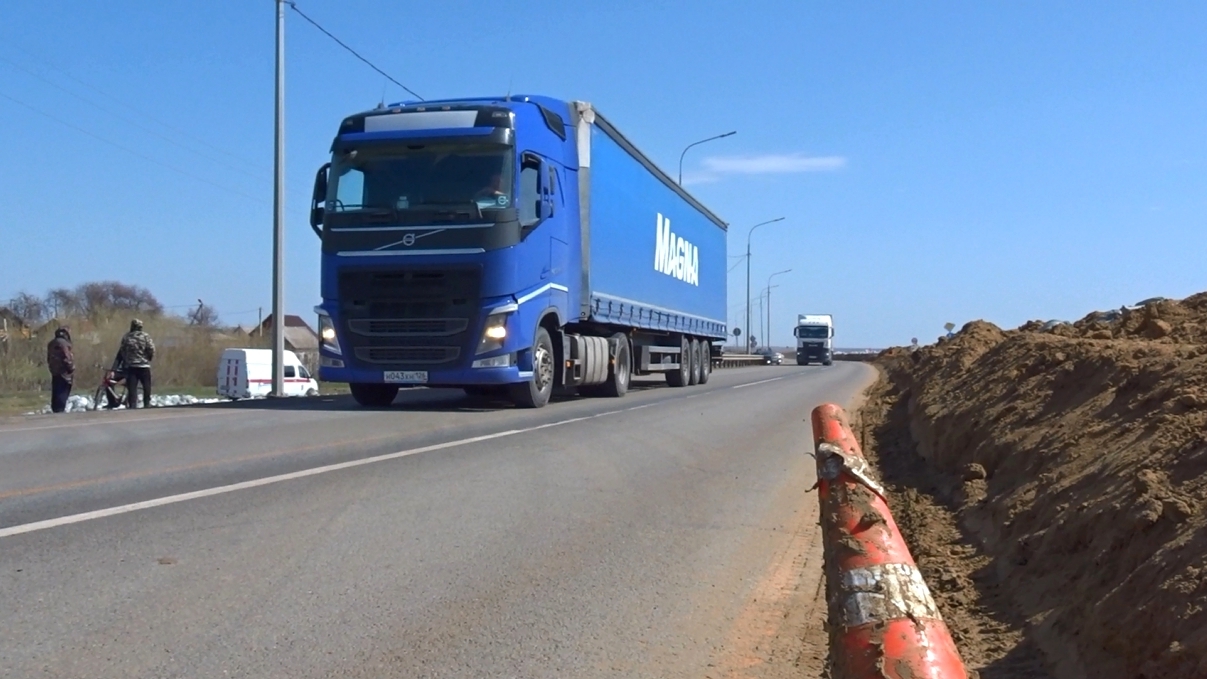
1;316;270;393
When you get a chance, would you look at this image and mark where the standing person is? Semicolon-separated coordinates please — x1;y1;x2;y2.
46;327;75;413
120;319;156;409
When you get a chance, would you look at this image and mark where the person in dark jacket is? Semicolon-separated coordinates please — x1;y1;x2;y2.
119;318;156;408
46;327;75;413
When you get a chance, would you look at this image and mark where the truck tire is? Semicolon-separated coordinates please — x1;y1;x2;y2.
510;327;555;408
698;343;711;384
349;383;399;407
823;359;833;366
665;336;691;387
688;339;701;386
598;332;631;397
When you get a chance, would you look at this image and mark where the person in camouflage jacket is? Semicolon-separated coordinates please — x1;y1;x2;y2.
46;327;75;413
120;319;156;408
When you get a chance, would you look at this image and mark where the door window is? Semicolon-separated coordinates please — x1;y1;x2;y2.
518;159;540;226
284;366;296;378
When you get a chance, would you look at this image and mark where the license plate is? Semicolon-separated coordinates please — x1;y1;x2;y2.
383;370;427;384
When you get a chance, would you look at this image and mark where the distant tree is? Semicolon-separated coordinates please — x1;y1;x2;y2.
7;291;47;325
45;288;83;319
75;281;163;319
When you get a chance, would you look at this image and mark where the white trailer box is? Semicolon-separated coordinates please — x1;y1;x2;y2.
217;348;319;399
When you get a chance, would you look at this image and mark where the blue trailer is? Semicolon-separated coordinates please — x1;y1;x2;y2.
309;95;728;408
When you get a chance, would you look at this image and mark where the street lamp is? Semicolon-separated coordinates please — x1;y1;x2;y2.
678;130;736;185
765;269;791;348
745;217;785;353
759;285;780;349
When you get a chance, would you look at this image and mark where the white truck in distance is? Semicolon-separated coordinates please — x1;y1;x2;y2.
795;314;834;366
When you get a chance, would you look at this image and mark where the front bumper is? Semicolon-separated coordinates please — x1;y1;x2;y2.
318;360;531;387
797;347;831;360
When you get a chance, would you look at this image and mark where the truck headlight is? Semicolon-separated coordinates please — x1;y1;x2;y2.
317;314;342;355
477;313;510;354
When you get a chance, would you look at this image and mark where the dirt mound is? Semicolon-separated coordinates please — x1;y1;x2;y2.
862;290;1207;679
1018;294;1207;345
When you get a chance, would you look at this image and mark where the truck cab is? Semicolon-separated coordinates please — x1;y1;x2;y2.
795;314;834;366
309;97;581;408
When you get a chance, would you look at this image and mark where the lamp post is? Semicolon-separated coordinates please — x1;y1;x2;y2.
678;130;736;185
745;217;785;353
766;269;791;348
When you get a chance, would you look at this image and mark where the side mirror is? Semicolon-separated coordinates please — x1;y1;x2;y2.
309;163;330;237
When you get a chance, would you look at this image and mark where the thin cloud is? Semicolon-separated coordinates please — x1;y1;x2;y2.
680;172;722;187
702;153;847;174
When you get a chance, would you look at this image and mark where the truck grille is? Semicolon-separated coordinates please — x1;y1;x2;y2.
347;319;469;337
354;346;461;365
337;266;481;370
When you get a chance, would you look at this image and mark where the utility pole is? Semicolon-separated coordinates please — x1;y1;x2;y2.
271;0;286;397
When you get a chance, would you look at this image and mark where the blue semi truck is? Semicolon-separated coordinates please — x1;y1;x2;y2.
308;95;728;408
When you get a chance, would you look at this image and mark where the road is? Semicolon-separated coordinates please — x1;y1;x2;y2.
0;363;875;679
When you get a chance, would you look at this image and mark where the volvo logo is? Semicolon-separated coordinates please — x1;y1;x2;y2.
374;228;447;251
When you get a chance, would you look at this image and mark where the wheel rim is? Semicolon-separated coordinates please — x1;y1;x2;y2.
535;343;554;392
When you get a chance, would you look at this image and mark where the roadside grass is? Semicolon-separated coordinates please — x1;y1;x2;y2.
1;313;347;416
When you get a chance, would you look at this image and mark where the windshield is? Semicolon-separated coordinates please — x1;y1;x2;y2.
796;326;830;339
327;143;514;223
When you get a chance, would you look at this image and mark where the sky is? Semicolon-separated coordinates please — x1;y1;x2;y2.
1;1;1204;348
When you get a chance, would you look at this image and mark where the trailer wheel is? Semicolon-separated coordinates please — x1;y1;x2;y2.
598;332;632;397
666;336;691;387
699;343;711;384
350;383;399;407
510;327;554;408
687;339;701;386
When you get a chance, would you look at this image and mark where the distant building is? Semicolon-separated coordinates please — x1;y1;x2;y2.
0;308;31;341
257;314;320;369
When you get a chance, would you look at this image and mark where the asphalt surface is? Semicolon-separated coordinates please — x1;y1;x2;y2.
0;363;876;678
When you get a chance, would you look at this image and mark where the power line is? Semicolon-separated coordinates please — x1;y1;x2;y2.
6;43;269;172
287;2;424;101
0;89;266;203
0;55;270;183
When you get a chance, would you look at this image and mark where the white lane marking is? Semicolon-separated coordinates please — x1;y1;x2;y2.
0;408;633;539
0;375;791;538
732;377;786;389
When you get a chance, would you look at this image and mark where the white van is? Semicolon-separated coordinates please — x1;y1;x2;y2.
217;348;319;399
